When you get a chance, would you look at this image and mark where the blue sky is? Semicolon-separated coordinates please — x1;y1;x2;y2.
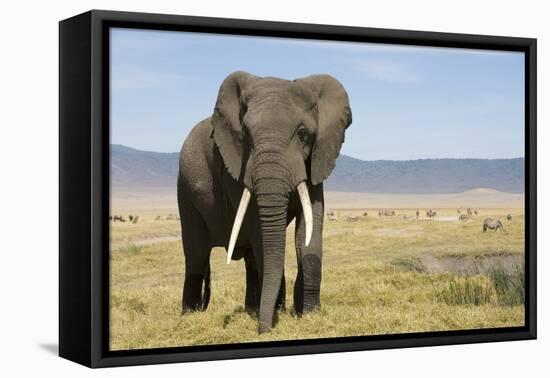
110;28;525;160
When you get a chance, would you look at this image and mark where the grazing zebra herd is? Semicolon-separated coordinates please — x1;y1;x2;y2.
110;214;139;224
110;214;181;223
326;208;514;232
111;209;514;233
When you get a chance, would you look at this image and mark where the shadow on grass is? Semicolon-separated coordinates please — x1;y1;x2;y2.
222;306;263;329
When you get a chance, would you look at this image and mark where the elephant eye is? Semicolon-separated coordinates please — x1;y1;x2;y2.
297;126;308;143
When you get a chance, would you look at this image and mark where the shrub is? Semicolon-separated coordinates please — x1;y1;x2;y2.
433;276;495;305
433;263;525;307
490;264;525;306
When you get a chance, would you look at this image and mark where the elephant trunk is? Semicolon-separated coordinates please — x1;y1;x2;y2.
254;158;290;333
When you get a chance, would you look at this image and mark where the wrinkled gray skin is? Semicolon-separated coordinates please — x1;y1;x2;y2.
177;71;352;333
483;218;503;232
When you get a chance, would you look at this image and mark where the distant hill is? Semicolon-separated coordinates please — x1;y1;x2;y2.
111;144;524;194
328;155;524;193
111;145;180;187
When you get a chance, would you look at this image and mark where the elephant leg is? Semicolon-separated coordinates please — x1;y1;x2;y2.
276;272;286;311
202;264;211;310
244;249;260;314
294;183;324;315
180;201;212;313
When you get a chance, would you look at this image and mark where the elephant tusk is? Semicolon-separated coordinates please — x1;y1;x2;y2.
297;182;313;247
226;188;251;264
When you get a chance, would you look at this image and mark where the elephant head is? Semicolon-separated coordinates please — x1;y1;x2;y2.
211;71;352;332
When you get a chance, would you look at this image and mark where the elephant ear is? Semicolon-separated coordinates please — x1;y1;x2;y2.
296;75;352;185
211;71;257;182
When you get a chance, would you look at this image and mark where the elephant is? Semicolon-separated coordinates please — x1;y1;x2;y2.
177;71;352;333
483;218;503;232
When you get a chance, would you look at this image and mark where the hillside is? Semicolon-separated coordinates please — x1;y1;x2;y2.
111;145;179;187
111;144;524;194
328;155;524;193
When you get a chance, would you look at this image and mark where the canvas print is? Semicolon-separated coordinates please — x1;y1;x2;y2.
109;28;525;351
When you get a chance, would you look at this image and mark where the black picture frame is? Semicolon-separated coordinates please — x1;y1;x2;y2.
59;9;537;368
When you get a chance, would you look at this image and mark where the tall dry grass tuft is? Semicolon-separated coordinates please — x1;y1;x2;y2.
490;263;525;306
433;263;525;307
433;276;496;306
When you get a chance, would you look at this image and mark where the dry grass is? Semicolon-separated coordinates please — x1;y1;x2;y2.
110;203;525;351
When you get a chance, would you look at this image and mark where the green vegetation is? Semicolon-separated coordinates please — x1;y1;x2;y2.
490;264;525;306
109;208;525;351
433;276;496;306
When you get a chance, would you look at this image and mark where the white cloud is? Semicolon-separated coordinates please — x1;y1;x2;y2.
355;59;421;83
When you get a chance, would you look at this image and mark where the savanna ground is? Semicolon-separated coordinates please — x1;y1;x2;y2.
110;187;525;351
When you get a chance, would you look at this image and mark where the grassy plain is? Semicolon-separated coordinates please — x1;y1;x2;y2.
110;188;525;351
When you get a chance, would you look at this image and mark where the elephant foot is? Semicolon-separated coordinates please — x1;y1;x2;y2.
294;254;321;315
275;274;286;311
301;298;321;314
258;317;276;334
244;303;259;315
181;305;201;314
258;308;280;334
258;324;272;334
182;273;210;313
294;301;320;316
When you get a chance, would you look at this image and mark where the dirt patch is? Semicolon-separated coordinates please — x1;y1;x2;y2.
325;189;524;209
112;235;181;250
433;216;460;222
372;226;423;237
